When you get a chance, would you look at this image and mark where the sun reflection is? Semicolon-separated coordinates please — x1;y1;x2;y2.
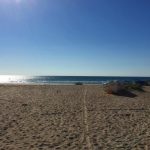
0;76;11;83
0;75;24;83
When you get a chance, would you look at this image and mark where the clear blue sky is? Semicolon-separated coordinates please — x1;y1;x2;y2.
0;0;150;76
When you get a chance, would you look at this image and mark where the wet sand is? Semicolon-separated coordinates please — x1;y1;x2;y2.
0;85;150;150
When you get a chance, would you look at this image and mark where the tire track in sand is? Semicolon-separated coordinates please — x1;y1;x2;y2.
83;87;92;150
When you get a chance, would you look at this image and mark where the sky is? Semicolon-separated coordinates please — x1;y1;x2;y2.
0;0;150;76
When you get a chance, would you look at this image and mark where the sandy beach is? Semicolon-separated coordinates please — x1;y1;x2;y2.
0;84;150;150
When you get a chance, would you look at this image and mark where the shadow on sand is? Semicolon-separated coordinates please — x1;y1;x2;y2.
114;90;137;98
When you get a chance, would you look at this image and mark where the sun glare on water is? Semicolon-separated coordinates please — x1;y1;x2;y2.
0;75;24;83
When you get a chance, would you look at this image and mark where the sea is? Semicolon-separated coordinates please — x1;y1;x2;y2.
0;75;150;85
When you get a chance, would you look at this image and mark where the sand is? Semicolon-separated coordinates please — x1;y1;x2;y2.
0;84;150;150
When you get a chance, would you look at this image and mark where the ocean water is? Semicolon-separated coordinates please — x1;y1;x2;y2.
0;75;150;85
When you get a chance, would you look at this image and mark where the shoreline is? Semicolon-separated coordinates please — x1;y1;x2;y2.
0;83;103;86
0;76;150;87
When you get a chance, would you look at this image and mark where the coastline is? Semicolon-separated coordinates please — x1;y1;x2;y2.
0;75;150;86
